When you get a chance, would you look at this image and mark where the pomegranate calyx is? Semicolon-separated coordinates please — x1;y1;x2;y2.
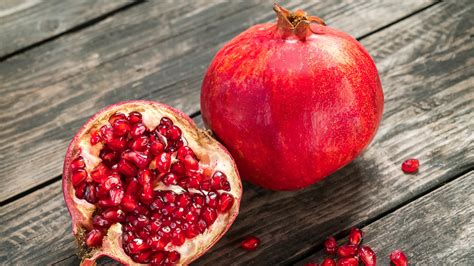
273;3;325;40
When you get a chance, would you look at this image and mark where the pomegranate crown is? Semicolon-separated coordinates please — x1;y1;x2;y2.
273;3;326;40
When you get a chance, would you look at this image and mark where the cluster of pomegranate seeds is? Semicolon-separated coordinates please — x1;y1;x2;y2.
304;228;408;266
401;159;419;173
70;112;235;265
241;235;261;251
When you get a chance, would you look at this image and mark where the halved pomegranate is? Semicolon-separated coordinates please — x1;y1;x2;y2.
63;101;242;265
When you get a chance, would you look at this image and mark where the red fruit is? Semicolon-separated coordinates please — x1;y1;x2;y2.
63;101;242;265
241;235;260;251
358;246;376;266
348;227;363;245
338;244;358;257
321;258;337;266
201;4;384;190
337;257;359;266
324;236;338;254
390;250;408;266
401;159;419;173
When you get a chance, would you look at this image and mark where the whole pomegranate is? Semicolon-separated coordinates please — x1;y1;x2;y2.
201;4;384;190
63;101;242;265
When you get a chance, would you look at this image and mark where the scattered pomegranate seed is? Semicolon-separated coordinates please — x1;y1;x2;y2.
390;250;408;266
324;236;338;254
358;246;376;266
321;258;336;266
348;227;363;245
241;235;260;251
337;244;358;257
401;158;419;173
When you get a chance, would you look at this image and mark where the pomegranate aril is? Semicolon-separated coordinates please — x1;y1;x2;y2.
321;258;337;266
122;150;150;169
348;227;363;245
84;184;97;204
85;228;104;247
72;169;87;187
183;154;199;171
109;186;124;205
162;173;179;186
402;158;419;173
338;244;358;257
112;119;131;136
193;194;205;206
151;251;167;265
150;220;163;232
107;137;128;151
128;238;149;254
140;185;154;204
128;111;142;124
171;228;186;246
217;193;234;213
155;152;171;173
133;251;152;263
100;125;114;142
75;182;87;199
122;196;138;212
241;235;260;251
102;208;125;222
93;215;110;228
201;207;217;226
98;198;118;208
177;146;195;160
358;245;376;266
390;250;408;266
130;123;147;138
101;151;120;166
109;112;127;124
324;236;338;254
90;163;110;183
150;197;164;211
90;130;101;145
163;191;176;203
160;117;173;127
336;257;358;266
165;125;181;140
150;140;165;156
211;171;230;191
103;174;121;189
118;159;138;177
70;157;85;171
176;194;190;207
167;250;181;263
206;191;218;208
130;136;149;152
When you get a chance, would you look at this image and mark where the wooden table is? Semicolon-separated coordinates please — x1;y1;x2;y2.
1;0;473;265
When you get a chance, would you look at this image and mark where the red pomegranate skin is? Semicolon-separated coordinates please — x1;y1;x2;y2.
201;6;384;190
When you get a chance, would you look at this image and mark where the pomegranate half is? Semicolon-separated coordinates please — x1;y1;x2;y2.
201;4;384;190
63;101;242;265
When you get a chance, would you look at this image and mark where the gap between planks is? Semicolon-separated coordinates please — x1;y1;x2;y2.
0;0;145;62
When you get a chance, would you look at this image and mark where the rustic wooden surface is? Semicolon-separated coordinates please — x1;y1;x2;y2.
0;0;472;265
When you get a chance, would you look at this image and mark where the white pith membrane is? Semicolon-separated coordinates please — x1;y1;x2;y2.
63;101;242;265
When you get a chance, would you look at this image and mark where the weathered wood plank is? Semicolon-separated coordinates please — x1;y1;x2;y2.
298;171;474;265
0;0;135;58
0;0;435;202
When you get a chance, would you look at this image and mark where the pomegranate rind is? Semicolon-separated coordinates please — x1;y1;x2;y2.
63;100;242;265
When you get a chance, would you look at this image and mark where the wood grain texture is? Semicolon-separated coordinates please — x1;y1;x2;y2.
0;0;134;58
298;171;474;265
0;0;435;202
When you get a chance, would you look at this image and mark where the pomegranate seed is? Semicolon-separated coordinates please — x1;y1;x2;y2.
109;112;127;124
84;184;97;203
118;159;138;177
130;136;149;152
324;236;338;254
155;152;171;173
170;161;186;176
107;137;128;151
90;163;110;183
90;130;101;145
150;140;165;156
150;198;164;211
162;173;179;186
85;229;104;247
122;150;150;169
193;194;205;206
70;157;85;171
338;244;358;257
93;215;110;228
100;125;114;142
133;250;152;263
150;251;167;264
321;258;336;266
163;191;176;203
167;125;182;140
167;250;180;263
390;250;408;266
72;169;87;187
128;238;149;254
358;245;376;266
137;169;152;185
217;193;234;213
140;184;154;204
130;123;146;138
337;257;358;266
75;182;87;199
202;207;217;226
103;174;122;190
122;196;138;212
171;228;186;246
241;235;260;251
98;198;117;208
304;263;318;266
348;227;363;245
185;224;199;238
183;154;199;171
160;117;173;127
401;158;419;173
100;151;120;166
176;194;190;207
128;111;142;124
112;119;131;136
110;186;124;205
206;191;218;208
102;208;125;222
